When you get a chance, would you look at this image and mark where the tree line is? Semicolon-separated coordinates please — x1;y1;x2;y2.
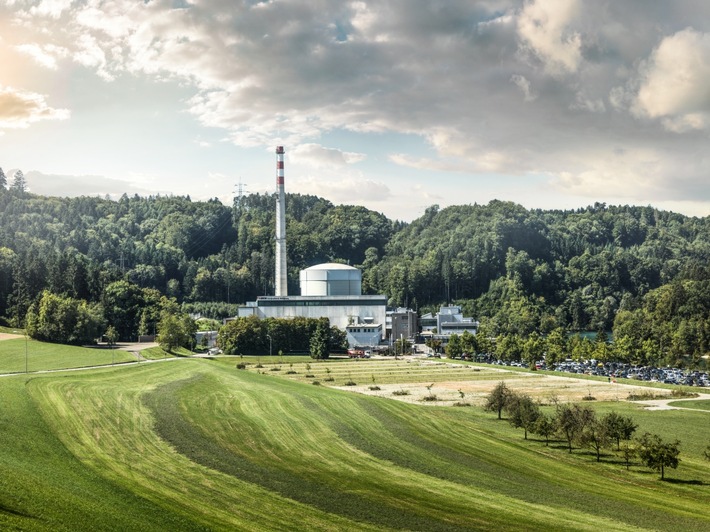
0;177;708;364
485;382;683;480
217;316;346;358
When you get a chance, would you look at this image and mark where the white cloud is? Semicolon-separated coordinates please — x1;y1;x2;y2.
15;43;67;69
516;0;582;75
510;74;537;102
293;175;391;203
3;1;710;214
29;0;71;19
290;144;366;168
0;85;69;129
570;91;606;113
632;28;710;131
25;170;159;198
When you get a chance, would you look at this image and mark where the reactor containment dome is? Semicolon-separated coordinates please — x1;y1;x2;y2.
299;263;362;297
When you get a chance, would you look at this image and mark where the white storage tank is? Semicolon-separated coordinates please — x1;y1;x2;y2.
300;263;362;296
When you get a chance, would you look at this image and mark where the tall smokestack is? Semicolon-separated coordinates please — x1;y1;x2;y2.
275;146;288;296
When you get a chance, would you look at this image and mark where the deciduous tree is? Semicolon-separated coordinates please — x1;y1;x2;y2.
531;413;556;446
505;393;540;439
485;381;513;420
637;433;681;480
556;403;595;453
580;417;611;462
601;412;638;451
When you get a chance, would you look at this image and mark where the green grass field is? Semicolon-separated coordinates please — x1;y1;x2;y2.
1;357;709;530
668;399;710;411
0;339;137;374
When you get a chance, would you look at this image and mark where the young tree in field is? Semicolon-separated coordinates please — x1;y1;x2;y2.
556;403;595;453
531;413;556;446
601;412;638;451
309;318;330;359
105;325;118;347
505;393;540;439
580;417;611;462
485;381;513;420
637;433;681;480
621;442;636;470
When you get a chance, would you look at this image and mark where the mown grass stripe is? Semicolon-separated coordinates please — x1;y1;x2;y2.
144;373;476;531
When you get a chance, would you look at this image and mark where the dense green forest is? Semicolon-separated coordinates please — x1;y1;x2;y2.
0;180;708;363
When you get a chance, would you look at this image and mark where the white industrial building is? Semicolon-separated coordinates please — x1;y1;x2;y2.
237;147;387;348
420;305;479;341
238;263;387;346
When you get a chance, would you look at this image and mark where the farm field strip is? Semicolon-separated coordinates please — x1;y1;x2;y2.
240;358;682;404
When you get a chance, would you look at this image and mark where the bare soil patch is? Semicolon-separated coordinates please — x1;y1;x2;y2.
340;369;680;407
0;333;23;341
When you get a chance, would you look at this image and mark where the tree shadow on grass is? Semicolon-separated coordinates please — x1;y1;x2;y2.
662;478;706;486
0;503;35;519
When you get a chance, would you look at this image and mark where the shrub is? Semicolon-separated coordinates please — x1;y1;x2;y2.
368;385;381;391
344;380;357;386
236;363;247;370
311;381;321;386
392;389;410;396
670;388;699;398
421;395;438;402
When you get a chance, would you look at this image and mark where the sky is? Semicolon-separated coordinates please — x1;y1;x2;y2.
1;0;710;222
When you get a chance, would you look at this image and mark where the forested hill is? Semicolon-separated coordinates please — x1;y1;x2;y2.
1;188;709;350
0;190;397;325
368;201;709;332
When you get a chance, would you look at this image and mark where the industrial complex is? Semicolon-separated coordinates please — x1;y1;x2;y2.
237;146;388;348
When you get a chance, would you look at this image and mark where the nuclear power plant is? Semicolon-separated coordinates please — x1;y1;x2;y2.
237;146;387;348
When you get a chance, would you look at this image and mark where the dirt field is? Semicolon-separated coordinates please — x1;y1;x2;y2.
340;365;705;407
0;333;23;341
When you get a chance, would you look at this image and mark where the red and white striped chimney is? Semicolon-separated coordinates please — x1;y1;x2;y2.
275;146;288;296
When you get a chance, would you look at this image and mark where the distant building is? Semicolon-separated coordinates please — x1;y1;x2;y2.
346;320;384;348
386;307;418;343
419;312;437;333
437;305;479;336
419;305;479;342
196;330;218;348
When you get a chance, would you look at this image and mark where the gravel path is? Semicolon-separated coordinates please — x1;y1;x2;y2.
635;393;710;411
0;333;24;341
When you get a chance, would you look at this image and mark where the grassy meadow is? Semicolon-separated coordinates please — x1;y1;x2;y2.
0;338;137;374
0;356;708;530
